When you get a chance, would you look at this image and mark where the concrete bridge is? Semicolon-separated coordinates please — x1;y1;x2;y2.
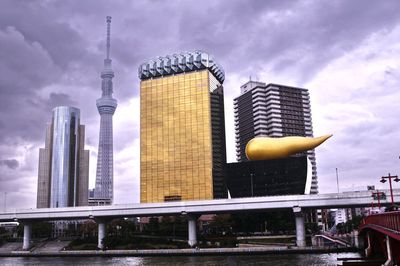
1;190;399;250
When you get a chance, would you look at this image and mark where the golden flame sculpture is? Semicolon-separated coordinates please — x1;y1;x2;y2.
245;134;332;161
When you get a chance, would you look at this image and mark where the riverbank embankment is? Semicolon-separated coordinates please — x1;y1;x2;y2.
0;246;361;257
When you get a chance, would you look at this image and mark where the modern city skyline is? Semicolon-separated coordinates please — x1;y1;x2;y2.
138;51;227;203
94;16;117;204
234;81;318;194
1;1;400;209
37;106;89;208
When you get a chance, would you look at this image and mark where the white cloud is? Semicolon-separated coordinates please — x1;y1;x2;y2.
306;24;400;193
113;97;140;203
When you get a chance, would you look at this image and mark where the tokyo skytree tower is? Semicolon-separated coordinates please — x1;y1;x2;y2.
94;16;117;203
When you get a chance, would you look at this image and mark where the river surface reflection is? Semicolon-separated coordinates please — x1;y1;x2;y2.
0;252;362;265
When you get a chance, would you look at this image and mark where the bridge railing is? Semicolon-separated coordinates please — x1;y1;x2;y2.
360;211;400;235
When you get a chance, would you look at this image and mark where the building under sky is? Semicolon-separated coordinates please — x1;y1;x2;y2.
94;16;117;204
36;106;89;208
138;51;227;203
234;81;318;194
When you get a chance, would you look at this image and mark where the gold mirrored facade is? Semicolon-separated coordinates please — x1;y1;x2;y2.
140;70;226;203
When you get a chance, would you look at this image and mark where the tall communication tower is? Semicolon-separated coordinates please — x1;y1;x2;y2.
94;16;117;204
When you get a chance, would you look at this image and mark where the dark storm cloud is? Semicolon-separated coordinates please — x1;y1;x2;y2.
0;1;99;143
0;6;75;142
45;93;78;109
0;0;88;69
219;0;400;83
0;159;19;170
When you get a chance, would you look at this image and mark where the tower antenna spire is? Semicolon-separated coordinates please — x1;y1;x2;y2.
106;16;111;60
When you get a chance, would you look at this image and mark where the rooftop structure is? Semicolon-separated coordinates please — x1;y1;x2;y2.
138;51;225;84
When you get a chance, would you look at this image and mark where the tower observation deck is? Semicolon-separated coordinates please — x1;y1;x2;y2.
94;16;117;204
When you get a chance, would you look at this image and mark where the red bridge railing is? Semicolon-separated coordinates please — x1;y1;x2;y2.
359;211;400;241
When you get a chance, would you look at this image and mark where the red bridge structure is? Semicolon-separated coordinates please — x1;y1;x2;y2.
359;211;400;265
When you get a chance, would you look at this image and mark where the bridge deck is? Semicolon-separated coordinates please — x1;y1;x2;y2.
0;190;399;222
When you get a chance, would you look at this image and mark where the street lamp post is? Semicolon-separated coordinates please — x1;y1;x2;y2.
380;173;399;205
371;190;384;209
369;201;374;215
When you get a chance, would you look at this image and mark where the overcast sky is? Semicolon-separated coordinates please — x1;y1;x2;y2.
1;0;400;209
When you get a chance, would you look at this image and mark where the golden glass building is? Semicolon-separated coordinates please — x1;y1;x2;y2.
138;51;226;203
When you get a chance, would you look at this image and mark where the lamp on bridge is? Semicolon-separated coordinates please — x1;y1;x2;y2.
371;190;385;209
380;173;399;205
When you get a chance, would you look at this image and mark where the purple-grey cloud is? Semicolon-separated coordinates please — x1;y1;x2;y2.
0;159;19;170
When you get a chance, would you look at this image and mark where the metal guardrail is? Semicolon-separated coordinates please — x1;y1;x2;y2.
359;211;400;241
314;234;350;247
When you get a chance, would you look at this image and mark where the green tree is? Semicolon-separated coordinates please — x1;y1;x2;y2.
78;220;97;238
146;217;159;235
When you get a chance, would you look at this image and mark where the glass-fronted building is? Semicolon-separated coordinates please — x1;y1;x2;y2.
37;106;89;208
51;107;80;207
138;51;227;203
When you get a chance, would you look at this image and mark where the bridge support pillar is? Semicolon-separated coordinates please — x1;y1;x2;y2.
22;222;32;251
97;220;106;250
365;231;372;257
187;215;197;247
383;235;394;266
293;206;306;247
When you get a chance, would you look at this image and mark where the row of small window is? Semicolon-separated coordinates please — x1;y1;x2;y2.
141;168;212;173
140;128;212;133
141;188;213;194
142;75;208;83
141;106;210;113
141;162;212;167
141;162;212;168
141;149;212;153
141;90;210;98
141;72;207;83
141;164;212;170
141;139;212;144
141;101;210;108
141;97;209;105
141;95;209;101
142;81;208;86
141;133;212;138
141;121;211;127
141;180;212;185
141;84;209;91
141;124;211;129
141;190;212;196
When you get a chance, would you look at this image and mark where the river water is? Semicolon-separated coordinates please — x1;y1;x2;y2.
0;252;362;265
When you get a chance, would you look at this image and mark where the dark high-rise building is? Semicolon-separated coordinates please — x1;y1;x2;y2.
138;51;226;203
234;81;318;194
36;106;89;208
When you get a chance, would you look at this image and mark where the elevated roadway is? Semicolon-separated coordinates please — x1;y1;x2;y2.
1;190;399;222
1;189;398;251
